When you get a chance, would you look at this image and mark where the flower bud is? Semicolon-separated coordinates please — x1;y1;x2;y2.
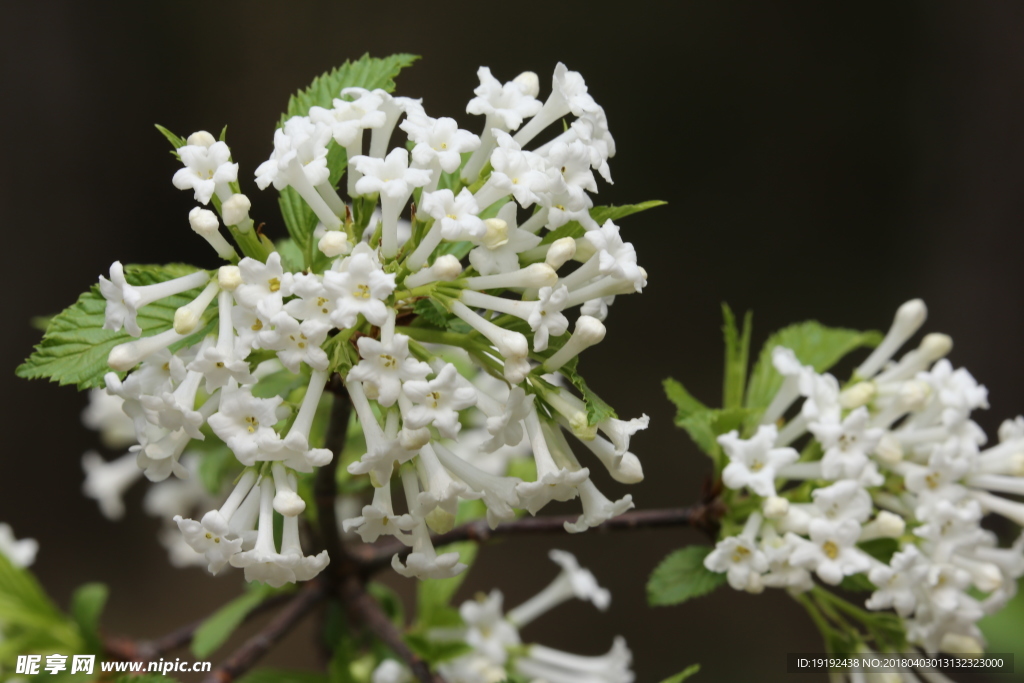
218;266;242;291
318;231;350;258
514;71;540;98
222;193;252;227
545;237;577;270
840;381;876;410
189;207;220;235
432;254;463;281
186;130;216;148
763;496;790;519
481;218;509;249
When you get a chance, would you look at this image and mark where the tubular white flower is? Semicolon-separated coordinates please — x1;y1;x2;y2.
173;469;257;574
462;67;542;181
108;328;189;372
515;637;633;683
402;364;478;439
513;63;599;148
515;404;589;515
719;424;798;497
449;301;530;383
188;207;237;260
172;136;238;205
173;278;220;335
403;114;480;175
342;479;416;544
468;205;543;276
275;369;333;472
432;441;522;529
545;237;578;270
346;381;416;487
473;130;553;209
271;462;304;516
506;549;609;627
99;263;210;337
324;247;397;328
81;389;136;449
235;252;292;319
402;254;463;289
391;517;467;580
543;315;606;372
258;312;330;373
218;265;242;291
352;148;432;258
207;386;284;465
228;476;297;587
855;299;928;380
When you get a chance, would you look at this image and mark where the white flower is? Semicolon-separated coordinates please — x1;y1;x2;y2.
81;451;143;520
419;188;485;241
515;637;633;683
352;147;432;200
527;286;570;352
481;131;553;209
403;115;481;173
258;313;330;373
563;478;634;533
705;534;769;591
174;470;258;574
99;263;210;337
342;480;415;544
810;480;872;523
402;364;478;439
81;389;136;448
513;62;601;147
467;204;542;276
309;90;386;148
719;425;799;497
324;249;396;328
171;135;238;205
583;221;644;292
391;520;467;580
235;252;292;320
347;334;431;408
458;590;520;664
506;550;610;627
466;67;542;131
187;345;255;392
866;545;924;617
207;388;284;465
284;272;335;326
0;523;39;568
254;116;331;190
811;407;884;480
788;519;871;585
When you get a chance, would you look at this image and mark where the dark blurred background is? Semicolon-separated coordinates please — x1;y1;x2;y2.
3;2;1024;681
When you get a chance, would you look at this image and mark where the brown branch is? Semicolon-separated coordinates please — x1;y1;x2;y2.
203;579;328;683
339;574;444;683
358;504;719;572
103;591;296;662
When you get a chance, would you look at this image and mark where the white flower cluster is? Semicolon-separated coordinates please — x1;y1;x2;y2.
372;550;633;683
91;63;649;585
0;523;38;569
704;299;1024;655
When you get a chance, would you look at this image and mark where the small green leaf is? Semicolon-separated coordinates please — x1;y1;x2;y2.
414;298;451;329
721;304;752;410
539;201;667;244
859;537;898;564
191;584;281;658
559;365;617;426
70;583;108;652
673;404;749;469
17;264;215;389
660;664;701;683
838;573;876;593
745;321;883;415
404;633;472;664
154;124;186;159
663;377;709;422
197;442;236;495
647;546;726;607
275;238;306;273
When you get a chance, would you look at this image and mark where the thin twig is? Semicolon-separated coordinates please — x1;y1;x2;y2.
359;505;718;571
203;579;328;683
339;575;444;683
103;591;296;662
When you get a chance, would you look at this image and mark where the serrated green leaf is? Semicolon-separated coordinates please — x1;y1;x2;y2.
281;53;420;124
538;201;667;244
722;304;752;410
745;321;883;416
663;377;708;422
559;367;617;426
191;584;281;658
647;546;726;607
17;264;215;389
660;664;701;683
155;124;186;160
414;298;450;329
70;583;107;652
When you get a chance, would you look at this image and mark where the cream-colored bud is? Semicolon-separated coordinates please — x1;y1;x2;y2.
520;263;559;288
545;237;577;270
218;266;242;291
318;231;350;258
222;193;252;227
400;426;432;451
482;218;509;249
188;206;220;235
173;307;201;335
763;496;790;519
939;634;984;656
513;71;540;98
840;381;876;410
873;511;905;538
273;490;306;517
186;130;216;148
874;434;903;465
919;332;953;362
609;452;644;484
425;508;456;534
899;380;931;411
432;254;464;281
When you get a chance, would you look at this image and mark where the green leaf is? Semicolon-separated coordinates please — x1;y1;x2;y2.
647;546;726;607
538;201;667;244
838;573;876;593
191;584;281;658
281;53;420;124
859;537;898;564
663;377;709;422
676;407;749;467
745;321;883;415
197;442;236;495
560;367;617;426
70;583;107;652
154;124;186;149
414;298;451;329
721;304;752;410
404;633;472;664
660;664;701;683
275;237;306;273
17;264;215;389
238;671;328;683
